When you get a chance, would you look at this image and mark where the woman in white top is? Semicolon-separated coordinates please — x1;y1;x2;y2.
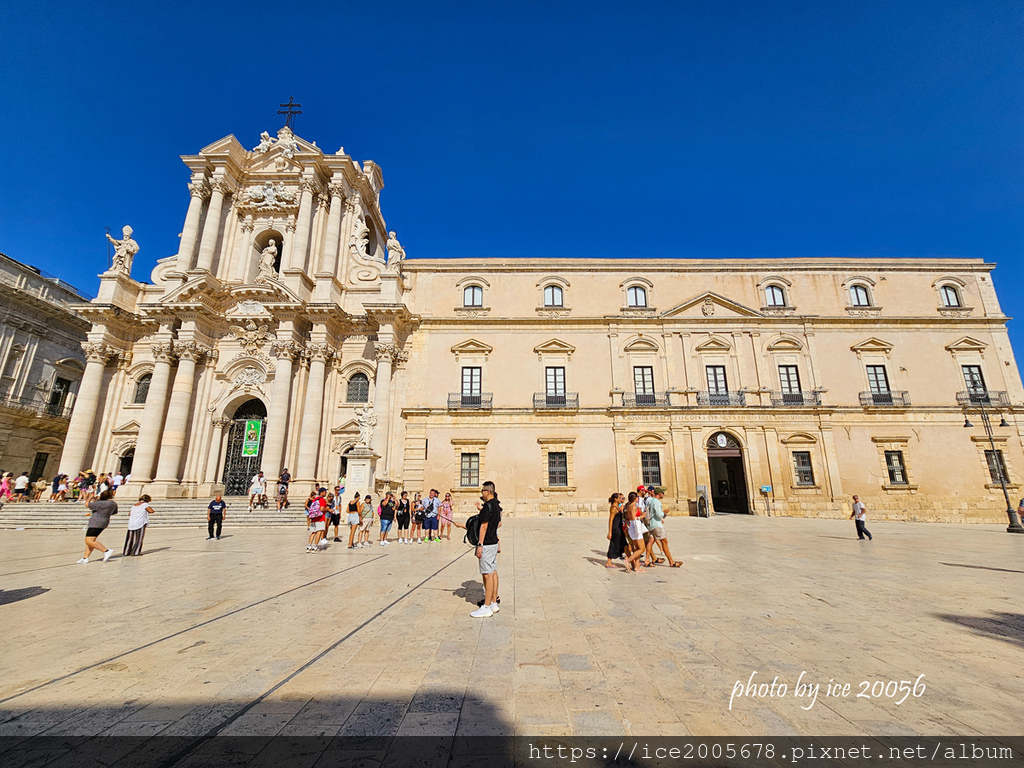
123;494;154;556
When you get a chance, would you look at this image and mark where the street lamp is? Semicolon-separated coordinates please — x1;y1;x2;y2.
962;400;1024;533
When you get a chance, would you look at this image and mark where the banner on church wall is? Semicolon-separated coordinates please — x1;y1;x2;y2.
242;420;262;456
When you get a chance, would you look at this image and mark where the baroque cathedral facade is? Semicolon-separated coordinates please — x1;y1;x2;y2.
59;126;1024;523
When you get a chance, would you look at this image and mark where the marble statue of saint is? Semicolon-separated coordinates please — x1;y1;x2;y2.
106;225;139;275
256;239;278;282
253;131;273;154
385;230;406;270
355;405;377;447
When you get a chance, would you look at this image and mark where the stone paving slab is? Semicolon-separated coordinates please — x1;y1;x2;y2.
0;516;1021;739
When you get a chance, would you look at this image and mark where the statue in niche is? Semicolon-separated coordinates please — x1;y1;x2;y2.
355;405;377;447
106;225;139;276
253;131;273;154
385;230;405;271
350;216;370;259
256;239;278;282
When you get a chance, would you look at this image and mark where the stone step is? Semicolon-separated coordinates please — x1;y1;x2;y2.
0;500;308;529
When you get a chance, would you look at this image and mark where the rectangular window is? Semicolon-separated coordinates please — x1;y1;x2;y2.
866;365;890;394
633;366;655;405
460;453;480;487
885;450;908;485
547;451;568;487
706;366;728;394
793;451;815;486
779;365;801;399
640;451;662;487
545;367;565;395
985;450;1008;484
963;365;986;394
461;367;481;406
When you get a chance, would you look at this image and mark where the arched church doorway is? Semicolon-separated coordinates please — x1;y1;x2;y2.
221;398;267;496
118;448;135;478
707;431;750;514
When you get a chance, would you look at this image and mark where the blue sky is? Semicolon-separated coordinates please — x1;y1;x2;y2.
1;2;1022;341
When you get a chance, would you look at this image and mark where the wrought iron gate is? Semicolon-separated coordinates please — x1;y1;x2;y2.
221;417;266;496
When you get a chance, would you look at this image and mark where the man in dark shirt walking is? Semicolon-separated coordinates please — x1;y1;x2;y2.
471;481;502;618
207;494;227;539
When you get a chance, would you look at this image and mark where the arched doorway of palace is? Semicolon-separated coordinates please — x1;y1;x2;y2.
221;398;267;496
706;431;750;514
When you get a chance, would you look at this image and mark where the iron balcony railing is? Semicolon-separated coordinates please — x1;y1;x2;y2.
448;392;493;410
696;391;746;407
770;391;822;407
623;392;671;407
859;391;911;407
533;392;579;409
956;390;1010;407
0;394;74;419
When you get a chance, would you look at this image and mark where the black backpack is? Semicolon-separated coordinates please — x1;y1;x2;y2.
463;514;481;546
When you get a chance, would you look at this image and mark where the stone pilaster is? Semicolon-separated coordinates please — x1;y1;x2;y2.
58;342;112;477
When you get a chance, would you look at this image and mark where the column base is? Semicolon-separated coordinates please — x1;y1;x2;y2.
145;481;192;499
198;482;226;499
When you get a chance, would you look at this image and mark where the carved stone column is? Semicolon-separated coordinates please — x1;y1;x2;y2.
58;342;111;477
194;179;230;273
371;341;397;463
232;218;255;282
154;342;206;484
295;343;331;486
176;179;209;273
130;343;176;484
318;184;346;276
205;417;231;485
285;180;317;273
262;342;299;478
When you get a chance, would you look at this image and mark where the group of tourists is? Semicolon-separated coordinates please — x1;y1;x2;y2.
75;490;153;562
2;470;130;504
605;484;683;571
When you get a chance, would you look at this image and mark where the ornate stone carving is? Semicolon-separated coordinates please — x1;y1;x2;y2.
212;416;231;428
305;342;332;363
105;225;139;276
385;230;405;271
230;366;266;392
239;218;255;233
271;340;302;360
846;307;883;318
761;306;796;317
210;179;232;195
701;298;715;317
328;183;347;199
374;342;399;362
244;182;298;210
227;320;272;356
235;299;265;315
253;131;273;154
188;180;210;199
454;308;490;318
300;179;322;195
355;405;377;447
150;342;174;362
345;193;362;214
81;342;111;363
276;127;299;159
116;350;133;369
174;341;207;362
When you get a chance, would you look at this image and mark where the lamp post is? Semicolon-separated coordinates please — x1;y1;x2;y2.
963;401;1024;533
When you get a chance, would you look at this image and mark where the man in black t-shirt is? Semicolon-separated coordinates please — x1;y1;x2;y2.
207;495;227;539
470;481;502;618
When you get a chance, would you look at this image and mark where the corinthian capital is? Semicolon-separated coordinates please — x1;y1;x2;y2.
374;342;398;362
210;179;232;195
271;340;302;361
305;342;333;363
81;342;112;364
300;179;321;196
188;180;211;200
212;417;231;428
150;342;175;362
174;341;209;362
328;183;347;199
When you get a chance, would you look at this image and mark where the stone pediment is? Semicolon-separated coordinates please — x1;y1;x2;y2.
451;339;493;359
533;339;576;358
694;334;732;352
850;337;894;355
332;419;359;434
661;292;763;319
945;336;987;354
781;432;817;445
623;336;660;352
111;420;141;435
766;334;804;352
160;277;304;310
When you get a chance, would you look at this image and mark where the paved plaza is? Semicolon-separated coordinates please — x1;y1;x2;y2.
0;514;1021;745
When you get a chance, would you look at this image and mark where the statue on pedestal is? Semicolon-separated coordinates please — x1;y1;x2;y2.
256;239;278;282
106;225;139;276
385;230;406;272
355;405;377;447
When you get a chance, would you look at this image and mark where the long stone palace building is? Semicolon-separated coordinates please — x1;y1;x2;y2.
57;125;1024;523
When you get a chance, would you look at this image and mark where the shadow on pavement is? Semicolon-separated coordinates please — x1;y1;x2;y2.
452;580;485;605
935;611;1024;649
0;586;49;606
941;562;1024;575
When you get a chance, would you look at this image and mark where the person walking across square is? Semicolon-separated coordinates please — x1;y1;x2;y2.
850;495;872;540
207;494;227;540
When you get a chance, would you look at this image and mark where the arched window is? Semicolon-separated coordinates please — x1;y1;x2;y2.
543;285;563;307
940;285;962;307
133;373;152;404
463;285;483;307
346;373;370;403
764;285;786;307
626;286;647;308
849;285;871;307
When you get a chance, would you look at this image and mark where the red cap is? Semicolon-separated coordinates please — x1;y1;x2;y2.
637;485;646;491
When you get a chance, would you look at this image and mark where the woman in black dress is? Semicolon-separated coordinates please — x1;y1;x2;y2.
605;492;626;568
395;491;411;543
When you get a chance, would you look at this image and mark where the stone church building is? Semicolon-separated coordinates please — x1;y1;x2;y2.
59;126;1024;523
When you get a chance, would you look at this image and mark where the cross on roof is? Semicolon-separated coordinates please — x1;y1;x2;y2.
277;97;302;129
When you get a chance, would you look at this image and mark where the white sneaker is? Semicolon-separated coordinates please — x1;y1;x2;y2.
470;606;493;618
380;541;385;546
489;603;500;613
102;550;114;562
77;557;88;564
383;540;390;545
417;539;423;544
